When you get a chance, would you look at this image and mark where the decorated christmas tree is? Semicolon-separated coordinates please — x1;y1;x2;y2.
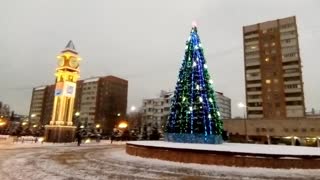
165;22;223;144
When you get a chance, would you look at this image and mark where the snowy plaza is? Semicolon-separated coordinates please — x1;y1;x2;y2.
0;140;320;180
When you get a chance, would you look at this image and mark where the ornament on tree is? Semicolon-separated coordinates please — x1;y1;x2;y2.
165;22;223;144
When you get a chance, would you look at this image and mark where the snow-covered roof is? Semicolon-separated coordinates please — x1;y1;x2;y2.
83;77;100;83
34;86;46;90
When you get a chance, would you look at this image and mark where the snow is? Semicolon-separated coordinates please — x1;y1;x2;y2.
0;142;319;179
127;141;320;156
83;77;99;83
0;140;125;150
34;86;46;90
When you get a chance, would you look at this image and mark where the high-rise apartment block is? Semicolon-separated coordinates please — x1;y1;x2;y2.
78;76;128;134
29;75;128;135
243;16;305;119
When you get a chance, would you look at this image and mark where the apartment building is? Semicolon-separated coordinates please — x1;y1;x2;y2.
30;75;128;135
142;91;173;133
141;90;231;133
215;92;231;119
243;16;305;119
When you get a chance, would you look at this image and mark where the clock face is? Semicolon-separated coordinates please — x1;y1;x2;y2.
58;58;64;66
69;57;79;68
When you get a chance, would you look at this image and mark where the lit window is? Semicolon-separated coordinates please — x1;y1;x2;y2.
266;79;271;84
265;58;269;62
272;42;276;46
251;46;256;49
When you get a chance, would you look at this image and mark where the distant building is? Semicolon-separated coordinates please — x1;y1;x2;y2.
29;75;128;135
141;90;231;133
0;102;10;118
243;16;305;119
29;86;49;126
215;92;231;119
141;91;173;133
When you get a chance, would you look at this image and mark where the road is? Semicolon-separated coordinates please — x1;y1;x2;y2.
0;144;319;180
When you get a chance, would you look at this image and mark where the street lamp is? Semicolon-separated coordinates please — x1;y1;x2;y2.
238;102;248;142
118;122;128;129
117;113;121;117
130;106;136;112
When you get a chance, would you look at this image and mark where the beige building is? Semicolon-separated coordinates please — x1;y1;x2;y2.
224;118;320;146
243;16;305;119
215;92;231;119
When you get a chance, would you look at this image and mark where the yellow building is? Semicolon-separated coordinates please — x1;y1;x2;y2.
45;41;81;142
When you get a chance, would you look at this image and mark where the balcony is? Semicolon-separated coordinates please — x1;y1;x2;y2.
245;54;260;60
280;34;297;40
244;34;259;39
284;88;302;93
246;69;260;73
247;91;262;95
247;83;262;88
283;72;301;78
284;80;301;85
247;98;263;103
247;75;261;81
245;40;259;46
247;106;263;111
248;114;263;118
285;97;303;101
283;64;300;70
282;56;299;63
281;41;297;48
245;47;260;53
246;61;260;67
280;27;296;33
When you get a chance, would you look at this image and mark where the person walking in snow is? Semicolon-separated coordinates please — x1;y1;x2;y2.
76;132;82;146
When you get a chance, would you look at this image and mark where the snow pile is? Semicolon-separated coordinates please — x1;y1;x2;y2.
127;141;320;156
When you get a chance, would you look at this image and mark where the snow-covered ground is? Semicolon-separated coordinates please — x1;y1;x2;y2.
0;141;319;180
128;141;320;156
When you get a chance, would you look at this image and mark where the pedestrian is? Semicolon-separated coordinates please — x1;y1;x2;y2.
76;132;82;146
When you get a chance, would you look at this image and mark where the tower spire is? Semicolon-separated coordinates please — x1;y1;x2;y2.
65;40;76;51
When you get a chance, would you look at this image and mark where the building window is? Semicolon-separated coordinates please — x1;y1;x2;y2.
265;79;271;84
284;128;289;132
301;128;307;132
256;128;260;132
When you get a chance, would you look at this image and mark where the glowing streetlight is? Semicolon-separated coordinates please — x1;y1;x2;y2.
118;122;128;129
238;102;248;142
130;106;136;112
75;112;80;116
238;102;246;108
33;125;37;128
117;113;121;117
22;122;27;126
31;114;36;118
96;124;100;128
0;121;6;126
80;125;84;129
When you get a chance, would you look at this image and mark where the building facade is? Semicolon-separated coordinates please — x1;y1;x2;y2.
224;118;320;146
215;91;231;119
243;16;305;119
141;90;231;133
30;75;128;135
142;91;173;133
0;102;10;118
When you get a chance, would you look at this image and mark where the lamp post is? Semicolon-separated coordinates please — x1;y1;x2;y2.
238;102;248;143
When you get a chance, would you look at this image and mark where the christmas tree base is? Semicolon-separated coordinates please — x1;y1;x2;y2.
165;133;223;144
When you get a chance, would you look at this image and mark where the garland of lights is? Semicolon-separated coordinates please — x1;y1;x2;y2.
165;23;223;144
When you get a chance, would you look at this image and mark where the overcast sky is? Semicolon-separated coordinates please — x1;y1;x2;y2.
0;0;319;117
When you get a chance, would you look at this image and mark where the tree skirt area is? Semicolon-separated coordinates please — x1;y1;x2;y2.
0;142;319;180
127;141;320;156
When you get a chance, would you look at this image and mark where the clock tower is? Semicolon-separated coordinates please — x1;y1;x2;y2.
45;40;81;142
